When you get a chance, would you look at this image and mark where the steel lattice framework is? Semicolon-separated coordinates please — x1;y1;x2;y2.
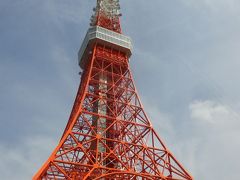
34;1;193;180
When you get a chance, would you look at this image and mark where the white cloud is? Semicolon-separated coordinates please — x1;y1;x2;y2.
188;100;240;179
189;100;239;125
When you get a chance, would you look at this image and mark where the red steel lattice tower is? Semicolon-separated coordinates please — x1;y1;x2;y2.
34;0;193;179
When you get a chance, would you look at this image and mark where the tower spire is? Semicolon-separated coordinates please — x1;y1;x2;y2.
34;1;193;179
91;0;122;33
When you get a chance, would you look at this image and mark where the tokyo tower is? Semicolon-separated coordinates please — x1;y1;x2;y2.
34;0;193;179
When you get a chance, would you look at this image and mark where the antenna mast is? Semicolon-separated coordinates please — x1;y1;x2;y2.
91;0;122;33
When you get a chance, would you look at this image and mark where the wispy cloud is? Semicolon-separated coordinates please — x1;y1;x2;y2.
181;0;240;14
0;136;56;180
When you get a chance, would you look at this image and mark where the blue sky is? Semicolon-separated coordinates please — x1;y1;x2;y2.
1;0;240;179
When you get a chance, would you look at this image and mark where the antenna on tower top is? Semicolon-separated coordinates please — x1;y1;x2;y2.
91;0;122;33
